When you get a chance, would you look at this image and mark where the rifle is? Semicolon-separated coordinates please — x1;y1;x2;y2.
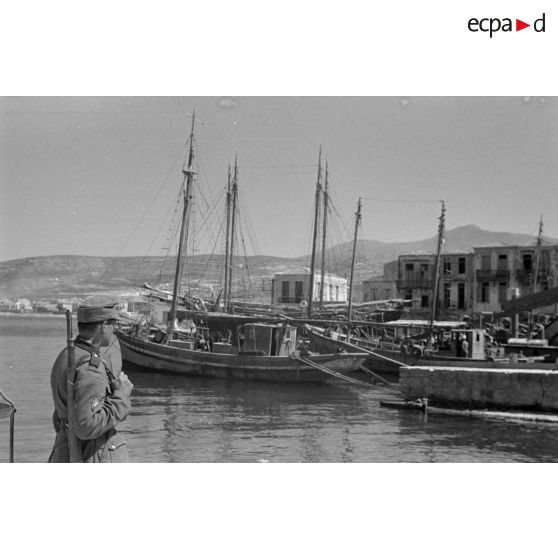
66;310;83;463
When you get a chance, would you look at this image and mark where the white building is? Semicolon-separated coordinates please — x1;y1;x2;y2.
271;273;348;306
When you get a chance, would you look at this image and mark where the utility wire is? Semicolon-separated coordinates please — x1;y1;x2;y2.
360;197;444;204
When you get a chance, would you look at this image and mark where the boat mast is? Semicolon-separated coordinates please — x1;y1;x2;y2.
426;200;446;351
223;163;232;311
528;215;544;340
307;147;322;318
165;112;197;343
532;215;544;294
346;198;362;344
227;155;239;313
319;161;329;304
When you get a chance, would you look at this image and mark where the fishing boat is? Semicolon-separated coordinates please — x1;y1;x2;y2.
305;321;487;376
306;316;558;376
116;115;369;383
118;321;368;382
306;200;502;375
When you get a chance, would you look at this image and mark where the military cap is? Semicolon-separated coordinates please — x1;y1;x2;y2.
77;295;119;323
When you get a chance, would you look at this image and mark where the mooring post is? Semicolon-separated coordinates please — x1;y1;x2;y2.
9;408;15;463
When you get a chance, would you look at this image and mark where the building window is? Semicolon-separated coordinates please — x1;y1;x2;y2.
443;283;451;308
421;295;429;308
479;282;489;303
294;281;303;303
335;285;339;301
281;281;289;301
372;289;377;301
497;254;508;270
443;260;451;274
498;282;507;303
405;263;414;272
481;255;491;270
523;254;533;270
457;283;465;309
458;257;466;274
404;290;413;300
384;288;390;299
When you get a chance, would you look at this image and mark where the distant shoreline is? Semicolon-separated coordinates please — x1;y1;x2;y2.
0;312;66;319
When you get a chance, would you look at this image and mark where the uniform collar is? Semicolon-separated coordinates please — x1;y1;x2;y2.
75;336;100;354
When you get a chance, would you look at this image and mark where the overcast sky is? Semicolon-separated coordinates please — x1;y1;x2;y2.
1;96;556;262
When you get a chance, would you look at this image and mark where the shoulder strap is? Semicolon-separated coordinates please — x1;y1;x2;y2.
74;339;113;381
75;339;102;368
101;356;116;383
68;354;91;383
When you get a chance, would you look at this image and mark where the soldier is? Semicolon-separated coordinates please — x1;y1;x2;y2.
48;296;134;463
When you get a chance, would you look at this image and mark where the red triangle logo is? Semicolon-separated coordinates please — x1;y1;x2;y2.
516;19;530;31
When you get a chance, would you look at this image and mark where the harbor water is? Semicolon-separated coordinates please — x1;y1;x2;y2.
2;313;558;463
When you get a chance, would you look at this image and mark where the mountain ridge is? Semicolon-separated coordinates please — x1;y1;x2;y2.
1;225;554;299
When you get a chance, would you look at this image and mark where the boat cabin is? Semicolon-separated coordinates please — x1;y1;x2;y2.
452;328;486;359
237;323;297;356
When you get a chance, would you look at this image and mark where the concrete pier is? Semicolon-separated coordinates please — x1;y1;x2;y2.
399;366;558;411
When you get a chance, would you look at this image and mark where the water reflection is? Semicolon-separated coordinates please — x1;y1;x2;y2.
125;365;364;462
121;364;558;462
389;406;558;463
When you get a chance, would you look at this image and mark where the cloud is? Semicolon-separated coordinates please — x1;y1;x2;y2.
219;98;238;109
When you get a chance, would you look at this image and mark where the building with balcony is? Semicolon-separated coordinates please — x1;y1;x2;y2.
394;252;475;319
439;252;475;317
360;242;558;321
472;244;558;314
271;273;348;306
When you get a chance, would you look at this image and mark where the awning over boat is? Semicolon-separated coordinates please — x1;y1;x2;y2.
186;311;281;331
382;320;466;329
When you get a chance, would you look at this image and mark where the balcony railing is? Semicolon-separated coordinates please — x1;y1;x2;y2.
475;269;510;281
515;269;533;283
515;269;550;282
397;278;434;289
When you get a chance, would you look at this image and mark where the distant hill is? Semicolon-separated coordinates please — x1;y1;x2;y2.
0;252;318;301
0;225;554;300
323;223;550;268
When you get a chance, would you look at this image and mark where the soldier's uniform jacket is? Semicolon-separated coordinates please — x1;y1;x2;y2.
48;337;131;463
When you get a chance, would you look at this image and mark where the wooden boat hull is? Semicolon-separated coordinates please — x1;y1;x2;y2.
306;327;408;375
117;331;368;383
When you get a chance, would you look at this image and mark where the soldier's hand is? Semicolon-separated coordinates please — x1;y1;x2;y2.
113;372;134;396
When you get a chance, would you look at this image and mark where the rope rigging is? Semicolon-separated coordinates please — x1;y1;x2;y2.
360;197;444;204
